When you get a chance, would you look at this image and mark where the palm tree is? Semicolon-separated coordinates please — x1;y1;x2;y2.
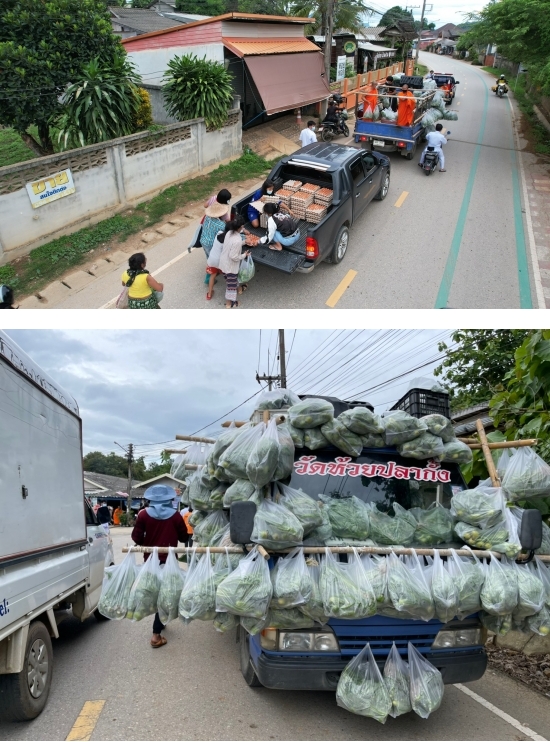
291;0;377;35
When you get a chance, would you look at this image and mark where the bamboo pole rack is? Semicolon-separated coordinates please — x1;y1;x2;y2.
175;435;216;444
457;438;537;449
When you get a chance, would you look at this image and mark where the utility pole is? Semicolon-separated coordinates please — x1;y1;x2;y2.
278;329;287;389
126;443;134;527
415;1;433;62
256;372;280;391
321;0;336;119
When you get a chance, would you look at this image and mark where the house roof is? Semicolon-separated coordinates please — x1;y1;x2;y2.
436;22;464;37
358;41;395;53
135;473;187;489
83;471;143;497
383;19;417;39
223;37;321;57
109;7;187;34
451;404;494;437
121;11;313;46
357;26;387;40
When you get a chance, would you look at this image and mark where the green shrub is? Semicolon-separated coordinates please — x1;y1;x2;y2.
132;87;154;131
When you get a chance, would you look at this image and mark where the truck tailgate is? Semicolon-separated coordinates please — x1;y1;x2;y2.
244;222;308;274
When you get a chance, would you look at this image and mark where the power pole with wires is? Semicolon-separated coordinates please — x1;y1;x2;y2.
126;443;134;527
415;0;433;62
256;329;287;391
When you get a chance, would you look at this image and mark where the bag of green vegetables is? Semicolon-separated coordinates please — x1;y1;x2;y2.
288;398;334;429
513;561;545;620
98;550;138;620
480;557;518;616
251;497;304;550
431;550;458;623
397;432;445;460
336;643;392;723
157;547;186;624
420;414;455;442
299;558;330;624
303;427;329;451
408;642;444;719
320;548;376;619
271;548;313;608
383;642;411;718
369;505;416;546
278;483;323;535
442;439;473;464
447;548;484;620
273;423;295;481
318;494;370;541
216;547;272;619
386;552;434;621
321;418;363;457
338;407;385;436
178;548;217;621
502;446;550;501
127;547;162;622
220;423;265;480
383;411;427;446
451;487;505;528
223;478;256;507
411;503;454;545
246;418;281;487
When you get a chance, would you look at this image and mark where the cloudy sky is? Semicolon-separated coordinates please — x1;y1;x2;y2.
5;329;453;462
366;0;480;27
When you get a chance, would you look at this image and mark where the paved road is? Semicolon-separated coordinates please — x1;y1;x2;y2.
1;528;549;741
48;52;540;310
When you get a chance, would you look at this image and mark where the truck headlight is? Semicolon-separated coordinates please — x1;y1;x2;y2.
259;629;339;652
432;627;485;649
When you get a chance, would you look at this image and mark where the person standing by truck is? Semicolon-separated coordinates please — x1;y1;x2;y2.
131;484;189;648
397;83;416;127
96;501;111;533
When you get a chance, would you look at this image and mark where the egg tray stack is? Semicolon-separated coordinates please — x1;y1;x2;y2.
300;183;320;197
314;187;334;207
283;180;302;192
274;188;294;206
260;213;268;228
260;194;280;205
290;190;314;219
305;203;328;224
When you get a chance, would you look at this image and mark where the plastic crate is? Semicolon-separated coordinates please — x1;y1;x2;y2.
390;388;450;419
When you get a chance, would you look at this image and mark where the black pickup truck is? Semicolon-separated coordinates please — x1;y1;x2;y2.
233;143;390;274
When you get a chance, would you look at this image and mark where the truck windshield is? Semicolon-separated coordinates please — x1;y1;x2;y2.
288;448;465;513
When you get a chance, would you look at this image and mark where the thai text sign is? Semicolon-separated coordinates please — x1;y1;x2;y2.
293;456;451;483
26;168;75;209
336;55;347;82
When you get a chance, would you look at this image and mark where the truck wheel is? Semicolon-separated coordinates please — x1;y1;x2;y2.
0;621;53;722
325;226;349;264
239;626;262;687
374;172;390;200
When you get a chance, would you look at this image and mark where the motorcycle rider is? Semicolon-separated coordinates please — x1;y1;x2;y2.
419;123;448;172
322;93;346;133
493;74;508;94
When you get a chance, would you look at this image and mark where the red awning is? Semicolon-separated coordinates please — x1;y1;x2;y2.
244;52;331;115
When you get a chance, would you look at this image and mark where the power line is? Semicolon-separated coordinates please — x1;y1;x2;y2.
287;330;297;371
288;330;354;388
285;330;339;381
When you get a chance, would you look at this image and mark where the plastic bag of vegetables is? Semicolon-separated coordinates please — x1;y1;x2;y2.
240;614;268;635
535;556;550;602
157;548;186;624
265;607;317;630
178;548;217;621
495;447;514;480
398;432;445;461
189;509;207;528
223;478;256;507
451;486;505;528
455;510;520;557
216;547;272;618
193;510;229;547
213;611;239;633
98;550;138;620
513;561;545;619
361;433;386;448
480;611;512;635
271;548;312;608
288;398;334;429
211;422;246;468
246;418;281;487
221;423;265;480
278;483;323;535
320;548;376;619
383;411;427;446
447;549;484;620
431;550;458;623
251;497;304;550
336;643;392;723
383;642;411;718
321;419;363;457
299;558;330;624
360;554;386;605
386;552;434;621
338;407;385;436
127;548;162;622
188;473;223;512
257;388;301;410
526;604;550;636
288;422;305;448
212;549;233;589
420;414;455;442
502;446;550;501
319;494;370;541
303;427;330;451
408;642;444;719
274;423;295;481
412;503;454;545
369;507;416;546
442;439;473;464
480;557;518;616
303;507;333;545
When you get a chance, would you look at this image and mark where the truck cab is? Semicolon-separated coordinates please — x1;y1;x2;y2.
239;442;487;691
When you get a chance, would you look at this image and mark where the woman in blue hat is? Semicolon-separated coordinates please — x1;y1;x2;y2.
131;484;189;648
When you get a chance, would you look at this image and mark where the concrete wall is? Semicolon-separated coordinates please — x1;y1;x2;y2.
141;84;179;125
127;42;225;84
0;111;241;264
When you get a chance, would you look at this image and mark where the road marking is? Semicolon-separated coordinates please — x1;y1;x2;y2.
508;94;545;307
454;685;546;741
394;191;409;208
326;269;357;308
100;246;190;309
434;73;489;308
457;102;461;106
461;93;465;97
66;700;106;741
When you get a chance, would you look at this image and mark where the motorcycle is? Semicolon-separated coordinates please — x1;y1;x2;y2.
496;81;508;98
319;110;350;142
421;131;450;176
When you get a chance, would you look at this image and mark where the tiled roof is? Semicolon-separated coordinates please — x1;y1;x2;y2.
109;7;186;34
223;37;321;57
84;470;143;497
358;26;387;40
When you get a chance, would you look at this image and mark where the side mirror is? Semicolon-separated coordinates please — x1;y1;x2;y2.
520;509;542;551
456;81;460;84
230;501;257;545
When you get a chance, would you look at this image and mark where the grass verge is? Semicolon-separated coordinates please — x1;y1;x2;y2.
0;150;276;298
414;63;429;77
0;125;62;167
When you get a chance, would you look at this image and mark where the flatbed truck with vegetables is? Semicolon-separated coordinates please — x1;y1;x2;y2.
233;143;391;275
0;331;113;722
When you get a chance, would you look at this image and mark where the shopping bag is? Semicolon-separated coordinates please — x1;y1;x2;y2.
115;287;129;309
408;642;444;718
238;254;255;284
97;549;138;620
336;643;391;722
126;547;162;622
384;642;411;718
157;547;186;624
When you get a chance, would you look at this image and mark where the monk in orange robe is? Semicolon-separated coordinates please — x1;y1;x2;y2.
362;82;378;116
396;83;416;127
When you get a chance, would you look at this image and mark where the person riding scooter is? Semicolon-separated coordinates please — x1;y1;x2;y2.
419;123;448;172
492;74;508;95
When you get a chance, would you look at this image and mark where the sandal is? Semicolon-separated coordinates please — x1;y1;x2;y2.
151;636;167;648
268;244;283;251
238;284;248;294
440;169;447;172
206;291;213;300
231;301;239;308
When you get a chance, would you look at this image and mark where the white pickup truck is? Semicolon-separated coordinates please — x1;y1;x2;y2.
0;330;113;722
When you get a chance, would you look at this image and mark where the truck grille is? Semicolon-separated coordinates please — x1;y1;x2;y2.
329;616;442;658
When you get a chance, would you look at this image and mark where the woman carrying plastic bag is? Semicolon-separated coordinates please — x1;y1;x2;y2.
408;642;444;718
127;547;162;622
384;642;411;717
179;547;217;622
216;546;272;619
98;549;138;620
336;643;392;723
157;547;186;625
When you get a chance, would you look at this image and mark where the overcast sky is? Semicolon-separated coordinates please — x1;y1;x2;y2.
366;0;480;27
6;329;453;462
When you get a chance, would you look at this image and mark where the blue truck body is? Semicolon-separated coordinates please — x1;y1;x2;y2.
354;118;425;158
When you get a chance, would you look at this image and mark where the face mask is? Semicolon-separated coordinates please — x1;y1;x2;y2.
267;189;273;195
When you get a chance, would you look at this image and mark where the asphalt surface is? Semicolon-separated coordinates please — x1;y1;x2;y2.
1;528;549;741
49;52;539;310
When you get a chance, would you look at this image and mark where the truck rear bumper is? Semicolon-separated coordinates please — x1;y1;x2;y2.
254;648;487;691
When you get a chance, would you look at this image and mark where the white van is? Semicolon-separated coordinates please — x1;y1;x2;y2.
0;331;113;722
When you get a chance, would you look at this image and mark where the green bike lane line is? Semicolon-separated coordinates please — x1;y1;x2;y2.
434;70;532;308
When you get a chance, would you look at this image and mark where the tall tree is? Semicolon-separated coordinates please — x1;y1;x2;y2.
434;330;532;411
0;0;125;156
291;0;376;34
379;5;414;27
83;451;148;480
